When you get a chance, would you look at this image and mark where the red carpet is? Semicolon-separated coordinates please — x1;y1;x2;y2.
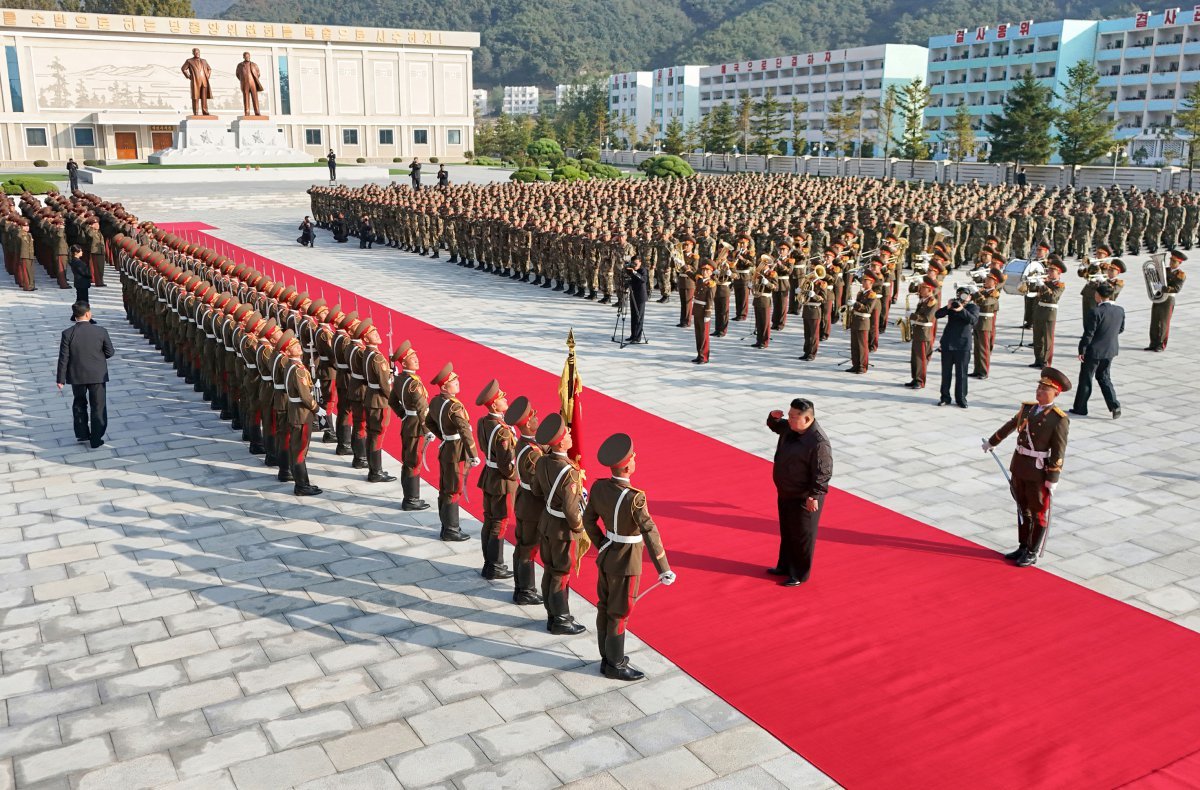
161;223;1200;789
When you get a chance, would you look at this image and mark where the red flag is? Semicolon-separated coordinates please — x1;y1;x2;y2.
558;329;584;463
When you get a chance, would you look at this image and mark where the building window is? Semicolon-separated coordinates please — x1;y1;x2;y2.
414;129;429;145
447;129;462;145
278;56;291;115
5;46;23;113
342;128;358;145
73;127;96;147
379;128;394;145
304;128;322;145
25;127;47;147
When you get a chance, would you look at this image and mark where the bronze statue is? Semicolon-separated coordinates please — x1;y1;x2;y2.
181;47;213;117
236;52;265;118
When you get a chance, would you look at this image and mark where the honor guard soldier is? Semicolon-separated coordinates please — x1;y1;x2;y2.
531;413;587;636
426;363;480;542
313;302;342;443
387;340;432;510
346;319;373;469
1031;256;1066;368
904;277;938;389
505;396;544;606
475;379;517;580
970;272;1001;379
362;323;396;483
582;433;674;682
691;261;715;363
331;311;359;456
984;367;1071;567
1147;250;1186;352
281;330;322;496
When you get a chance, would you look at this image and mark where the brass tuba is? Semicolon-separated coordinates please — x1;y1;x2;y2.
1145;253;1169;303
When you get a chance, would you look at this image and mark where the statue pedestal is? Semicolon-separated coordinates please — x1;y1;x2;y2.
149;117;313;165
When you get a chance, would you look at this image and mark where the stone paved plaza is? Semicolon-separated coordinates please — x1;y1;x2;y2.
1;168;1199;788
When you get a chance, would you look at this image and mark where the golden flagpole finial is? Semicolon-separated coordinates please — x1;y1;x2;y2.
566;328;575;351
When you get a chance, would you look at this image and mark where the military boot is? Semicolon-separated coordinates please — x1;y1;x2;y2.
351;435;368;469
367;450;396;483
335;424;353;456
602;634;645;681
481;536;514;580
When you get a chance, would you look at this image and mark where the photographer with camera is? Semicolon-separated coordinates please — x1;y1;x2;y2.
624;253;648;344
935;285;979;408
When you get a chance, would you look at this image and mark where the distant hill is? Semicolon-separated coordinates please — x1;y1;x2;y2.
220;0;1135;88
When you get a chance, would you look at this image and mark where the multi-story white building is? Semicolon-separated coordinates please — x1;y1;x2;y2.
0;8;478;163
698;44;927;155
501;85;539;115
555;83;585;106
608;70;653;145
472;88;488;117
926;19;1097;160
1096;9;1200;164
649;65;703;142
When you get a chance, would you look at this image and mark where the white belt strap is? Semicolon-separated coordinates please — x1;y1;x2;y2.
605;530;642;545
544;463;573;518
1037;303;1058;308
516;444;535;490
978;312;995;317
485;422;504;469
437;399;459;441
912;321;933;327
1016;444;1049;469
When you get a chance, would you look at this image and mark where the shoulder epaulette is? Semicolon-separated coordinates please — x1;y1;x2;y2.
1052;405;1067;418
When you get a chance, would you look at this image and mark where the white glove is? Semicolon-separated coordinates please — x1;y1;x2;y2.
425;431;436;443
1045;481;1058;494
981;439;992;453
316;408;327;419
659;571;677;586
470;456;482;468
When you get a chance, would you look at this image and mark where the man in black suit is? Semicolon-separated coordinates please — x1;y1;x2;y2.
935;286;980;408
68;244;91;305
624;254;648;344
1072;282;1124;419
56;302;114;448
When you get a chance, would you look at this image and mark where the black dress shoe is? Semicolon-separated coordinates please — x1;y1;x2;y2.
1004;547;1026;561
766;566;788;576
1028;362;1042;368
1112;408;1122;419
513;591;543;606
367;471;397;483
440;530;470;542
957;402;968;409
547;618;586;636
780;578;803;587
1016;551;1039;568
937;400;950;406
401;498;431;511
904;381;919;388
351;458;368;469
603;661;645;682
482;565;514;580
799;355;813;361
1068;408;1086;416
294;485;322;496
89;438;105;449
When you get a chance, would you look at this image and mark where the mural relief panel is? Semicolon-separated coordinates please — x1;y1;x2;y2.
442;62;464;116
372;60;396;116
407;61;430;115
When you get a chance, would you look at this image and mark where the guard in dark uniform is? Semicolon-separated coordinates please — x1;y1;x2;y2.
530;413;587;635
425;363;479;542
505;396;544;605
582;433;674;681
475;379;516;580
984;367;1071;567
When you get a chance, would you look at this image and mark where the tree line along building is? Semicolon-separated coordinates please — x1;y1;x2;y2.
607;6;1200;164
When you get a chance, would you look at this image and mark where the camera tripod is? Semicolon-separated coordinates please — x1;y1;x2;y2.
1005;301;1035;353
611;292;649;348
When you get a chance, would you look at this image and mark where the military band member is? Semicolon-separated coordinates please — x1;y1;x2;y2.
771;242;794;330
1031;257;1066;368
692;261;715;363
750;255;776;349
505;396;544;605
531;412;587;635
475;379;517;580
799;278;827;361
904;278;938;389
984;367;1071;568
970;272;1001;379
1024;241;1051;329
387;340;432;510
281;330;322;497
425;363;479;542
847;273;879;374
362;323;396;483
1078;245;1120;325
732;234;754;321
1147;250;1186;351
712;250;733;337
582;433;674;681
675;239;697;328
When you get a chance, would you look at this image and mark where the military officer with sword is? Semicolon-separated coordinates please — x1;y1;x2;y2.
982;367;1071;567
388;340;433;511
425;362;480;542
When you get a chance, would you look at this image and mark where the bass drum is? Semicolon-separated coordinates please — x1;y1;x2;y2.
1002;259;1032;295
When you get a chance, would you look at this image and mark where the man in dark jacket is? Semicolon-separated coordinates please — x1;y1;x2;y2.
67;244;91;305
1071;282;1124;418
935;286;980;408
766;399;833;587
57;302;115;448
327;150;337;182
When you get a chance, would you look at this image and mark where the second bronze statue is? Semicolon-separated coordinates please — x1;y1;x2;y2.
179;47;267;119
236;52;265;118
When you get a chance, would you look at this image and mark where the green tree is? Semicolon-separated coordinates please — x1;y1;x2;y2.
682;119;701;153
750;89;786;155
789;98;808;156
1174;80;1200;189
985;71;1056;165
894;77;931;162
735;94;753;153
662;117;686;155
527;137;563;166
640;118;660;150
1055;60;1117;168
827;95;865;168
703;102;737;153
942;101;977;163
878;84;900;158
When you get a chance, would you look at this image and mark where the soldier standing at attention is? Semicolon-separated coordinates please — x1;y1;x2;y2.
1031;257;1066;368
1147;250;1187;352
691;261;715;364
475;379;517;580
531;413;587;636
904;278;938;389
426;363;479;542
582;433;674;681
362;324;396;484
970;272;1001;380
387;341;432;510
282;330;322;497
798;277;827;361
984;367;1071;567
505;396;544;606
